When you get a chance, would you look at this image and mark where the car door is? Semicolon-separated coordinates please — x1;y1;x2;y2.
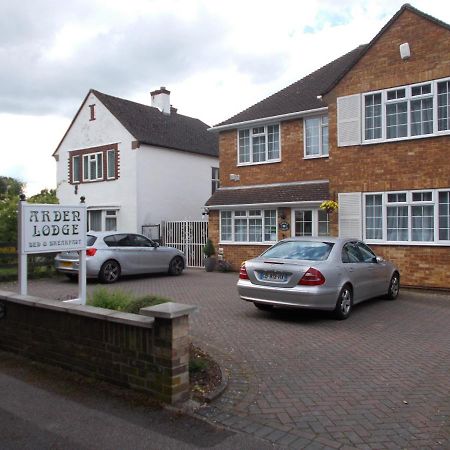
341;242;375;303
129;234;167;273
355;241;389;297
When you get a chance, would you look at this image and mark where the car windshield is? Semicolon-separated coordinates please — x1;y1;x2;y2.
262;241;334;261
87;235;97;246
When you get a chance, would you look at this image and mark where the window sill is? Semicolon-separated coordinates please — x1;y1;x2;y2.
362;129;450;145
237;159;281;167
303;155;329;160
219;241;276;246
365;240;450;247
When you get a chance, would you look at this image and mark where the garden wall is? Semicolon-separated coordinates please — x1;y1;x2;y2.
0;290;196;404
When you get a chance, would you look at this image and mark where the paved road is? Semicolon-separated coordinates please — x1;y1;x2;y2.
1;271;450;449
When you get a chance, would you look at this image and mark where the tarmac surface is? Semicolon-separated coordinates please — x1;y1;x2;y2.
1;270;449;449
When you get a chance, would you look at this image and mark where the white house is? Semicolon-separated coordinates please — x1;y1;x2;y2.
53;87;219;238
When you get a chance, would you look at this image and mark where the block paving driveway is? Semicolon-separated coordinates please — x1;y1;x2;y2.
2;270;450;449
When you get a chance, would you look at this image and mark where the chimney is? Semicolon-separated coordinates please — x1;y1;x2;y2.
151;86;171;114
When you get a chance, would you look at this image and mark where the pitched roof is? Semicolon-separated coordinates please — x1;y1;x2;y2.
322;3;450;95
214;4;450;129
54;90;218;157
93;90;218;157
214;45;367;127
206;181;329;207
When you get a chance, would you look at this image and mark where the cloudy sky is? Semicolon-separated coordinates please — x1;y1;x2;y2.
1;0;449;195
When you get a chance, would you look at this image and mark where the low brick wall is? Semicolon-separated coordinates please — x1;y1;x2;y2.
0;290;196;404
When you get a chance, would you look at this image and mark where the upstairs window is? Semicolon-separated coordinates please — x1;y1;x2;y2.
83;152;103;181
211;167;220;194
69;144;118;184
361;78;450;143
238;124;280;165
304;115;328;157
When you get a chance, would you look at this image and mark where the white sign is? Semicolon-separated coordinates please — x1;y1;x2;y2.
21;204;87;254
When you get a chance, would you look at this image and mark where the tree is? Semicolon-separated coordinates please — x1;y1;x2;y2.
0;177;58;243
28;189;58;204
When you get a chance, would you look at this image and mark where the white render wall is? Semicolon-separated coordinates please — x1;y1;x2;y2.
56;92;139;231
136;144;218;228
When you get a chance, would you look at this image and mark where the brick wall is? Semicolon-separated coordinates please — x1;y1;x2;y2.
0;292;194;404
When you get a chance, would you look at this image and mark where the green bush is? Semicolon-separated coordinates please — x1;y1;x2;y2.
87;288;170;313
123;295;169;314
203;239;215;257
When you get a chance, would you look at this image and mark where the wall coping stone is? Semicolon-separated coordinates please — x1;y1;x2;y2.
140;302;198;319
0;290;154;328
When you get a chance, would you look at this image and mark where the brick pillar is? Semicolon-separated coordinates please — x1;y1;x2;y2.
140;302;197;404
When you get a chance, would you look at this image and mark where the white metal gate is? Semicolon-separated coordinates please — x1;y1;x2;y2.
164;221;208;268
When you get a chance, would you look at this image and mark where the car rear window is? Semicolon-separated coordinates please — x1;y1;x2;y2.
262;241;334;261
87;235;97;246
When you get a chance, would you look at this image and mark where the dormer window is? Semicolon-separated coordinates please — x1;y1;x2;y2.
89;104;96;121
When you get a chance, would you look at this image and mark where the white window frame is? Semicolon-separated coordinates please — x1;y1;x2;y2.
87;208;119;232
211;167;220;194
82;152;103;182
219;209;278;244
303;115;329;159
106;149;116;180
362;77;450;144
72;155;81;183
363;189;450;246
237;124;281;166
291;208;330;237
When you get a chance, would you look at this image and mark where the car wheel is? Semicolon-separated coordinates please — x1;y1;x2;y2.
99;260;121;283
168;256;184;276
334;285;353;320
254;302;274;312
386;272;400;300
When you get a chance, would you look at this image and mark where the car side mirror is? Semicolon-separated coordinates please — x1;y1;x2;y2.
376;256;384;263
152;242;160;248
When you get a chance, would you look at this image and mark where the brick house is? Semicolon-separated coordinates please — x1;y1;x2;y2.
53;87;218;238
206;4;450;289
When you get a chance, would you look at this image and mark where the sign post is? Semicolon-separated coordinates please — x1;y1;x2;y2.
18;198;87;304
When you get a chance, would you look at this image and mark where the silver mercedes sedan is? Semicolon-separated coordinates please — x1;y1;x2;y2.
237;237;399;320
55;232;185;283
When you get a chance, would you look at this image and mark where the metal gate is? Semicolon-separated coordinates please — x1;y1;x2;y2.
164;221;208;268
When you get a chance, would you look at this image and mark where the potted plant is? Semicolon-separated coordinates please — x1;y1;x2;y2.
320;200;338;214
203;239;216;272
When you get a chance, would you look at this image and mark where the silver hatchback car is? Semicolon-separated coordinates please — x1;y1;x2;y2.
55;232;185;283
237;237;399;320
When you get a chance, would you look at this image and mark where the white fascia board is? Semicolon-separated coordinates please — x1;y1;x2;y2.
207;200;323;210
208;107;328;132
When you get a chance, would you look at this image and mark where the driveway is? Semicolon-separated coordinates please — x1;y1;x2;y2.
1;271;450;449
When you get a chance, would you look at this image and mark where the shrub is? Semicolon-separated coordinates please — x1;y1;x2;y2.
217;259;233;272
203;239;215;257
87;287;134;311
123;295;170;314
87;288;170;313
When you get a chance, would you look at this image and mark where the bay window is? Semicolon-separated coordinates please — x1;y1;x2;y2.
238;124;280;164
220;209;277;243
364;189;450;244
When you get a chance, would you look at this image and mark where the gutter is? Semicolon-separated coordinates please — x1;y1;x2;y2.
208;107;328;132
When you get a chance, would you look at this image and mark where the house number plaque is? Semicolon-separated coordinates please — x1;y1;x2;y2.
280;221;290;232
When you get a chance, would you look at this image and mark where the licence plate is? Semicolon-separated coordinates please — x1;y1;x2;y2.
262;271;287;282
60;261;73;268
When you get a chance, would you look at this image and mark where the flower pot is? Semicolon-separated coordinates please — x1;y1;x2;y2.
204;257;216;272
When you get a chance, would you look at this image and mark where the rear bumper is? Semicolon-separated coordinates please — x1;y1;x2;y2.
54;258;99;278
237;279;338;311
